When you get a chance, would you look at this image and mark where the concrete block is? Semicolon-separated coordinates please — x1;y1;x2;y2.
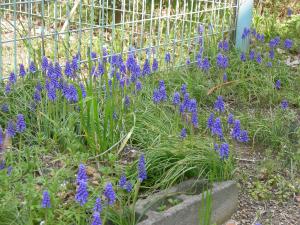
136;179;238;225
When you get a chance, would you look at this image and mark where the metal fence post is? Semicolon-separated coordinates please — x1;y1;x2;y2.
235;0;254;51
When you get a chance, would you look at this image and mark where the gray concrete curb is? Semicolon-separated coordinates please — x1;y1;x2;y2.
136;179;239;225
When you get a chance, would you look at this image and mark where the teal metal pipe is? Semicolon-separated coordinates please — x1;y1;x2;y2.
235;0;254;51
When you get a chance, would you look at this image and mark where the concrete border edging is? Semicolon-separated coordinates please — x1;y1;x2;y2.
136;180;239;225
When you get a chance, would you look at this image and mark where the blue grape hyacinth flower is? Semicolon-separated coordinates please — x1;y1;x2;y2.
219;143;229;160
201;57;210;72
165;52;171;64
152;58;158;72
91;212;102;225
119;174;127;189
9;72;17;84
65;61;73;77
227;114;234;125
180;128;187;139
16;114;26;133
6;120;16;138
75;181;89;206
207;113;214;130
138;154;147;182
0;160;5;170
1;104;9;113
125;181;133;193
284;39;293;49
214;96;225;112
0;127;3;145
153;89;161;104
239;130;249;143
41;56;48;72
249;50;255;61
191;112;199;128
287;8;292;17
212;117;223;139
173;92;180;106
275;80;281;90
281;99;288;110
93;198;102;213
41;190;51;208
240;52;246;62
104;182;116;205
19;64;26;77
77;164;88;183
136;80;142;92
231;120;241;140
29;61;36;73
142;59;151;76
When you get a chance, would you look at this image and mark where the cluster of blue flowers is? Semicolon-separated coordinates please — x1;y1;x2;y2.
207;95;250;159
38;154;147;224
152;80;167;104
0;114;26;140
75;164;89;206
229;117;249;143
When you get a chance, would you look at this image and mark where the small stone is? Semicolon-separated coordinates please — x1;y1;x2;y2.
225;220;238;225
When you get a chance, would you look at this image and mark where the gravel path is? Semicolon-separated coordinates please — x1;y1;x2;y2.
226;148;300;225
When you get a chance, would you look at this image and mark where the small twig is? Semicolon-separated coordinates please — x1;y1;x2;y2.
207;80;236;95
234;157;258;163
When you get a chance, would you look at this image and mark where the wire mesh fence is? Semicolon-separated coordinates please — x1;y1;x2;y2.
0;0;240;79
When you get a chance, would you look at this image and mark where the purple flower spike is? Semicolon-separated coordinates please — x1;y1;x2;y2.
249;50;255;61
75;181;89;206
29;61;36;73
180;128;187;139
41;190;51;208
227;114;234;125
42;56;48;72
9;72;17;84
173;92;181;106
0;127;3;145
219;143;229;160
284;39;293;49
138;154;147;182
275;80;281;90
240;52;246;62
214;96;225;112
165;52;171;63
77;164;88;183
19;64;26;77
119;174;127;189
142;59;151;76
207;113;214;130
281;99;288;110
287;8;292;17
239;130;249;143
6;120;16;138
104;182;116;205
93;198;102;213
91;212;102;225
212;117;223;139
152;58;158;72
125;181;133;192
153;89;161;104
231;120;241;140
16;114;26;133
65;61;73;77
